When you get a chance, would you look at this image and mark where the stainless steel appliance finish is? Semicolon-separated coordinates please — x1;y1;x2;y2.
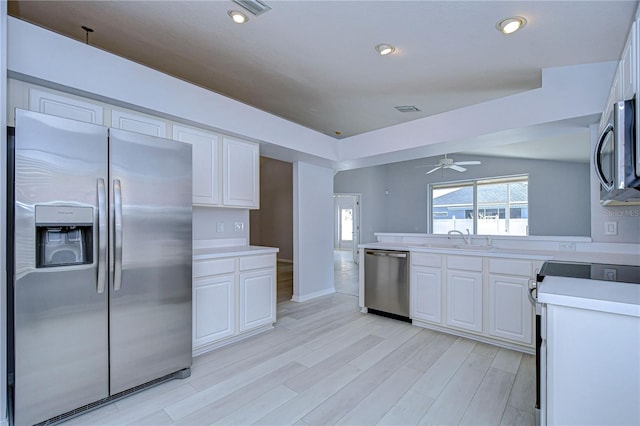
11;109;192;426
594;99;640;205
364;249;410;318
528;261;640;426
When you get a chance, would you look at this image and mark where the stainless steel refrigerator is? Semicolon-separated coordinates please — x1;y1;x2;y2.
9;109;193;425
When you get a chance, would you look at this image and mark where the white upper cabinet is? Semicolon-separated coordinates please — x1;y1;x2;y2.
173;124;220;206
222;137;260;209
621;21;637;101
29;87;104;125
111;109;167;138
20;82;260;209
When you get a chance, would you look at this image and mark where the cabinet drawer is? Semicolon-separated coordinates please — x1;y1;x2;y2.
193;258;236;278
488;258;532;277
412;253;442;268
447;255;482;271
240;254;276;271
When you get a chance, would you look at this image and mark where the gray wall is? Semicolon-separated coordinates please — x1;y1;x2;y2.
335;154;592;241
333;165;387;244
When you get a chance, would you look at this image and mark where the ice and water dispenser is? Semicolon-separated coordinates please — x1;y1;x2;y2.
35;205;93;268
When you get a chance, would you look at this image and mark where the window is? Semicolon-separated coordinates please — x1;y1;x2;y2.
430;175;528;236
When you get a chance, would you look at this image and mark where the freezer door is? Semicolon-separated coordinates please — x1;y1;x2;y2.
108;128;193;394
13;110;109;425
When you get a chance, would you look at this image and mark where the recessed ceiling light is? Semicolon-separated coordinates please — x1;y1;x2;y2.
228;10;249;24
496;16;527;34
375;43;396;56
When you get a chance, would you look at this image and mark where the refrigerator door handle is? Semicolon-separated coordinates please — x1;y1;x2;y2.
97;178;107;293
113;179;123;291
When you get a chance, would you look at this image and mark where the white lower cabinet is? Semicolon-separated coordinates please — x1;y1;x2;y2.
193;274;235;348
446;269;483;333
239;270;276;332
192;252;277;355
411;267;442;323
410;253;443;324
488;275;532;344
487;258;535;345
408;252;541;352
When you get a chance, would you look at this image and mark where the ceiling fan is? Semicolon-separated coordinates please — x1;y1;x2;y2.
418;154;482;174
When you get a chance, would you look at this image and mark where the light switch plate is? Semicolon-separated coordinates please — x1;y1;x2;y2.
604;221;617;235
234;222;245;232
216;221;224;233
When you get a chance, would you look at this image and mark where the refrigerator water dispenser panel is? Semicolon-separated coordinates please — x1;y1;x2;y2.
35;205;93;267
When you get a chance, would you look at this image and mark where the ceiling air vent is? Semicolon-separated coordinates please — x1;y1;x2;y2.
233;0;272;16
395;106;421;113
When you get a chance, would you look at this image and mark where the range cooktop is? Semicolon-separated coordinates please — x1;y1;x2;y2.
538;261;640;285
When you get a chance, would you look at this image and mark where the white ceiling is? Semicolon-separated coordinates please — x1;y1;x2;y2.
8;0;637;162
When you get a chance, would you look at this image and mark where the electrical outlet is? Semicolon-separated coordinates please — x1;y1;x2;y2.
559;242;576;251
604;221;618;235
234;222;245;232
604;268;617;281
216;221;224;232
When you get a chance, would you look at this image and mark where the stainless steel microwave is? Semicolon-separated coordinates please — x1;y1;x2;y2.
594;99;640;205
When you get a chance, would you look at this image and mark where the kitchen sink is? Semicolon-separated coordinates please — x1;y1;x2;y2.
454;245;495;251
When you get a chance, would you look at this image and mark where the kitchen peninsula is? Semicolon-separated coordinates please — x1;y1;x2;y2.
359;233;640;354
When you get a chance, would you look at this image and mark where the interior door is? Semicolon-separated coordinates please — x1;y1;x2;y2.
13;110;109;425
108;128;193;394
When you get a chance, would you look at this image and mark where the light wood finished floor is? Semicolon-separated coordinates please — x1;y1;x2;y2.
64;293;535;426
277;261;294;303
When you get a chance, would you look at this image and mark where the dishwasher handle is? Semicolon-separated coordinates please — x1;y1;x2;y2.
365;250;407;258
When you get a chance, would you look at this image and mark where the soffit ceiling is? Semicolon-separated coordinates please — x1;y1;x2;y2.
7;1;637;164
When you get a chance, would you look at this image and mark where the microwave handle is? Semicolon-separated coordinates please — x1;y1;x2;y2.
594;123;614;191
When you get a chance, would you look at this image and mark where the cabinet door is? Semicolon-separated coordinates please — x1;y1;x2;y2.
193;274;235;348
111;109;167;138
29;87;104;124
410;266;442;323
222;137;259;208
173;125;220;205
446;270;483;333
621;21;636;101
239;269;275;332
488;275;533;344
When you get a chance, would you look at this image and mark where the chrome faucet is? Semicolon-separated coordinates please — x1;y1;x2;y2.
448;229;471;245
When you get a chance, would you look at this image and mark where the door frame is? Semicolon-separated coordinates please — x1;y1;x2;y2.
333;193;361;264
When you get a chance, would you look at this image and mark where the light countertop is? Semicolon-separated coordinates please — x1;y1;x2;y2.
193;245;279;260
359;242;640;265
538;275;640;317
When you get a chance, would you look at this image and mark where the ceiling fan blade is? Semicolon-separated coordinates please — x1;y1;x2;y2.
416;164;441;168
454;161;481;166
425;166;441;174
449;165;467;172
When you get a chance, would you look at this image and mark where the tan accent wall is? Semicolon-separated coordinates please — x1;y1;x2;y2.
250;157;293;261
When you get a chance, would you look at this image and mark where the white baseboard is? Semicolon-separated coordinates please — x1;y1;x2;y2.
411;319;535;355
291;287;335;303
192;324;274;357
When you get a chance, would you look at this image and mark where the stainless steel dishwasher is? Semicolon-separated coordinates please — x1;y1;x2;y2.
364;249;410;319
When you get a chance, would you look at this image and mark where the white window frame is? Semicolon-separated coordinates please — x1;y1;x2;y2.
428;174;529;235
